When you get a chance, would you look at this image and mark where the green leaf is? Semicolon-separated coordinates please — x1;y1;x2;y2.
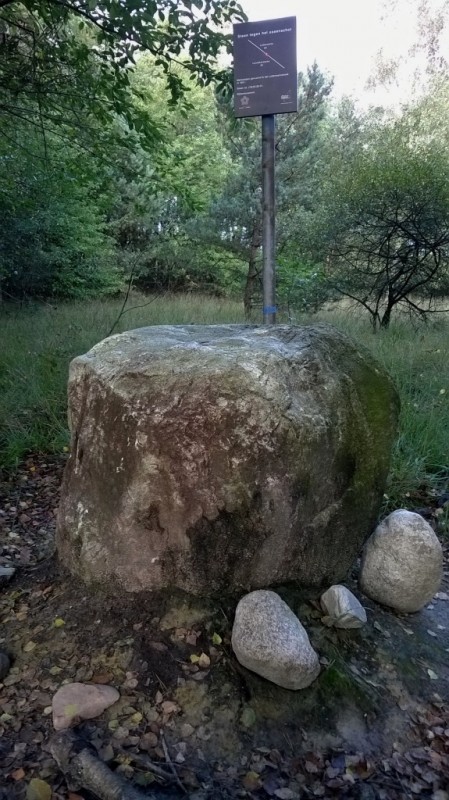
240;706;256;728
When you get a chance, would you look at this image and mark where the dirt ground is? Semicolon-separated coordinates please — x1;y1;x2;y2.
1;456;448;800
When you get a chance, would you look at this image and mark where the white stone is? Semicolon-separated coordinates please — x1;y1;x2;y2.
359;509;443;613
52;682;119;730
231;590;320;690
320;585;367;628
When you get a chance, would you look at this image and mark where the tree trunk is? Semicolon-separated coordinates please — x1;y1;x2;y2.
380;304;393;329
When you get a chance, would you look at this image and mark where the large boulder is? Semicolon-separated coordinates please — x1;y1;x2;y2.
231;590;320;690
359;509;443;613
56;324;399;595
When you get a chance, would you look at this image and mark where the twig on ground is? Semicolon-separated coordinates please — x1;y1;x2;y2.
160;730;187;794
115;748;174;782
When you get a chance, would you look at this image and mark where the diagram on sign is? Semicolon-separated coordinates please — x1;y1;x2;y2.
233;17;297;118
248;38;286;71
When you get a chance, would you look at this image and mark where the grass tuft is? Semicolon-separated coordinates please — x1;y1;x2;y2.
309;308;449;511
0;294;245;471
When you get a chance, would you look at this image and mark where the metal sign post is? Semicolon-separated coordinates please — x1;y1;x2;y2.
262;114;276;324
233;17;297;324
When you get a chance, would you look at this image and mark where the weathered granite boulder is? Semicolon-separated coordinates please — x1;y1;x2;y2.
359;509;443;613
231;590;320;690
56;324;399;595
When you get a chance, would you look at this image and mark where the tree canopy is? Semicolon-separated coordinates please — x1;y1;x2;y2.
302;103;449;328
0;0;245;152
0;0;247;302
2;0;449;328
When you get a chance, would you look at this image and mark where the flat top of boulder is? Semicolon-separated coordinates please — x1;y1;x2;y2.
79;323;379;373
74;326;398;410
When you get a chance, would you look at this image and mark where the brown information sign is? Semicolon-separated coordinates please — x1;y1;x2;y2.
233;16;297;118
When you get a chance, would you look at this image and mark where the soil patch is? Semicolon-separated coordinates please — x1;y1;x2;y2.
1;457;448;799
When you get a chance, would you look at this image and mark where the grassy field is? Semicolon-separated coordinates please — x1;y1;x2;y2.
312;307;449;517
0;294;448;525
0;294;246;467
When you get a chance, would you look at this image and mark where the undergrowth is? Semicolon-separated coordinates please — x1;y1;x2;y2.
312;309;449;520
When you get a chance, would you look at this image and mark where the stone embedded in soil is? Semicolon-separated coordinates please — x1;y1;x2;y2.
0;566;16;582
231;590;320;690
320;585;367;629
52;682;120;730
359;509;443;613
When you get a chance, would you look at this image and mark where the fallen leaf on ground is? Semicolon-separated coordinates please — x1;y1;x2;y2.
26;779;52;800
11;768;25;781
161;700;178;715
243;771;262;791
274;789;299;800
240;707;256;728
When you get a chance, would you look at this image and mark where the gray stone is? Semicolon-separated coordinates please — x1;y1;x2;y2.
231;590;320;690
320;584;367;628
359;509;443;613
56;324;399;595
0;566;15;580
52;682;120;730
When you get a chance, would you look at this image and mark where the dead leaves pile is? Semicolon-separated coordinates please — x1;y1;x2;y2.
235;723;449;799
0;456;64;571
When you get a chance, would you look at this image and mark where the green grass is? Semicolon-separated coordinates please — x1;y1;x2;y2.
1;294;448;519
0;294;246;469
310;308;449;514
